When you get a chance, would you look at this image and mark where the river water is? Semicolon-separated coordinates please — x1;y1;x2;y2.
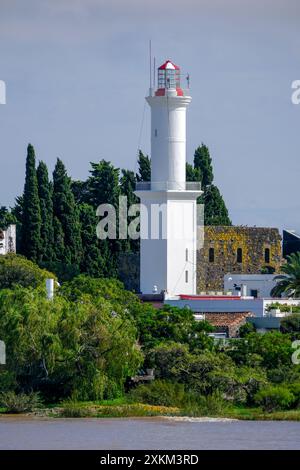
0;417;300;450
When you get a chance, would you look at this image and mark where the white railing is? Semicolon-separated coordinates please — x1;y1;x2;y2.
136;181;201;191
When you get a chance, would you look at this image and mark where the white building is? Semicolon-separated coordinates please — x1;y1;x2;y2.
224;273;278;298
135;60;202;295
0;225;16;255
165;295;300;317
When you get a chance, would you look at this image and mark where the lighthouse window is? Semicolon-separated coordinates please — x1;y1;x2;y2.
265;248;270;263
185;248;188;262
154;129;158;137
237;248;243;263
185;270;188;283
209;247;214;263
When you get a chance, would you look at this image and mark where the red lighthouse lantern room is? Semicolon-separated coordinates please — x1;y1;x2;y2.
155;60;183;96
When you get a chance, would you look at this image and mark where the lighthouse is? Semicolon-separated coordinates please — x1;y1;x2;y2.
135;59;202;296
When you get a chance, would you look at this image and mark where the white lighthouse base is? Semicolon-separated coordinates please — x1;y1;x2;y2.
135;189;201;296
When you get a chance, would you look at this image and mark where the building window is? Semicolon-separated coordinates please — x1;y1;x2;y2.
209;247;214;263
265;247;270;264
251;289;258;298
185;270;188;283
154;129;158;137
237;248;243;263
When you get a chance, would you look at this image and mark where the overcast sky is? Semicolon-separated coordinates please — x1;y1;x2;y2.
0;0;299;233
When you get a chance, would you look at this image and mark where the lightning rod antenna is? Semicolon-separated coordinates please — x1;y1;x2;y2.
149;40;152;93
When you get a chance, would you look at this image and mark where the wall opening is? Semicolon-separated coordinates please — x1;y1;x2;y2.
237;248;243;263
264;247;270;264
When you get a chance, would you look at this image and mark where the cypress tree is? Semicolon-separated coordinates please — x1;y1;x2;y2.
79;203;106;277
37;161;54;263
52;158;82;267
194;143;214;188
87;160;120;208
120;169;139;253
21;144;41;262
186;162;201;182
136;150;151;182
53;216;65;263
203;184;232;226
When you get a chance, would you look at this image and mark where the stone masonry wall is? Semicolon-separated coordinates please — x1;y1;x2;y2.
197;226;282;292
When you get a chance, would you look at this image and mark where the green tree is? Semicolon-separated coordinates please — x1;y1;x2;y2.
37;161;54;264
20;144;41;262
71;180;89;205
228;331;294;369
78;203;107;277
0;285;142;401
52;159;82;268
136;150;151;182
271;252;300;298
0;206;17;229
280;314;300;334
87;160;120;208
194;144;213;188
203;184;232;225
131;303;214;352
120;169;138;207
0;254;56;290
186;163;201;182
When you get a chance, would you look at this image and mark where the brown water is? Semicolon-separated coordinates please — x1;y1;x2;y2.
0;416;300;450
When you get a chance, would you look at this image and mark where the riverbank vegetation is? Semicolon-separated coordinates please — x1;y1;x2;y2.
1;255;300;420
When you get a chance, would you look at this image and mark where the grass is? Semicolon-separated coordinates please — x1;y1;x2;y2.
2;397;300;421
58;401;180;418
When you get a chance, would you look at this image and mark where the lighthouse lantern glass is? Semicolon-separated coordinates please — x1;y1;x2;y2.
158;68;180;90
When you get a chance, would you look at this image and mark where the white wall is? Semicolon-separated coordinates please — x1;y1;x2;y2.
0;225;16;255
136;191;198;295
146;94;191;187
224;274;278;298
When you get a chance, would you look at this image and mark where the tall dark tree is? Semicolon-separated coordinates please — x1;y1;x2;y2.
120;169;139;253
203;184;232;226
79;203;107;277
86;160;121;278
71;180;89;205
37;161;54;263
194;143;213;188
136;150;151;182
120;169;138;207
52;159;82;267
87;160;120;208
186;162;201;182
20;144;41;262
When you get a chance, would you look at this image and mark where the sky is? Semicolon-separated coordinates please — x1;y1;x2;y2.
0;0;299;234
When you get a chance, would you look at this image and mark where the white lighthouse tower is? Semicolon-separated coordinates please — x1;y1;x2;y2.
135;59;202;296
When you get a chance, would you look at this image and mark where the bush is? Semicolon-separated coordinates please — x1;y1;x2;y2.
0;254;56;290
239;322;256;338
182;392;230;417
129;380;186;407
288;383;300;408
254;386;295;412
60;399;92;418
0;371;16;393
0;391;43;413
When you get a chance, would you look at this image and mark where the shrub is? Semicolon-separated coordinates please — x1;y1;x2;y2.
60;400;92;418
129;380;186;407
239;322;256;338
0;391;43;413
254;386;295;412
0;371;16;393
0;254;56;290
182;392;230;417
288;383;300;408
